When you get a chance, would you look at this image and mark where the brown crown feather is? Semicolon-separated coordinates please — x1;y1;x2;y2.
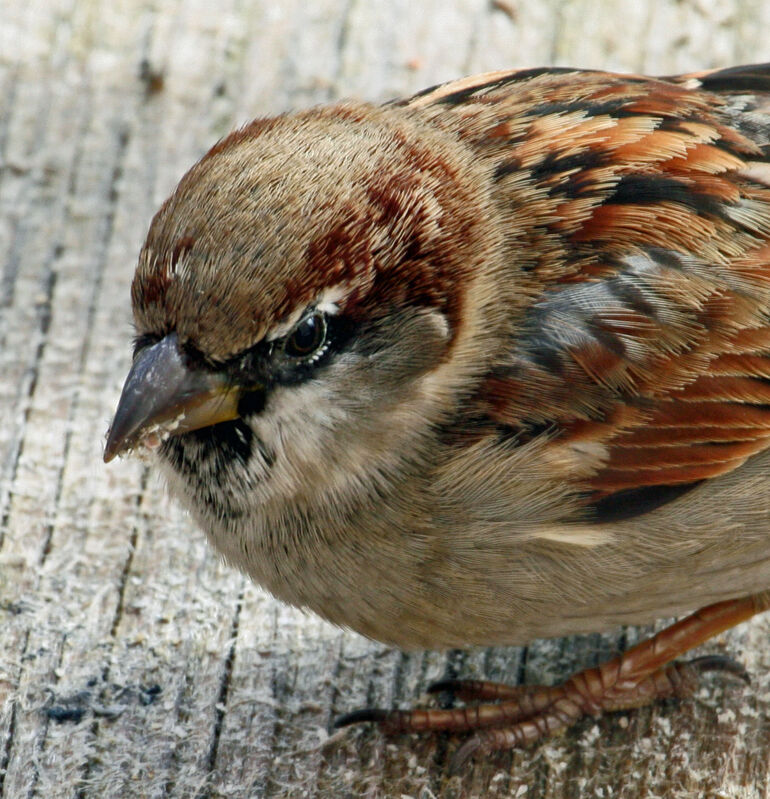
131;103;499;362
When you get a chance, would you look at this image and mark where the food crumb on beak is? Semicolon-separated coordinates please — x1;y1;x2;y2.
144;431;162;450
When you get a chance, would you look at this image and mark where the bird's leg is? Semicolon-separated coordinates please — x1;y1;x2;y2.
335;593;769;771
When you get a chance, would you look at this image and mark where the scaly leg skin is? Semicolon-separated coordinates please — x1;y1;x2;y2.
335;593;770;772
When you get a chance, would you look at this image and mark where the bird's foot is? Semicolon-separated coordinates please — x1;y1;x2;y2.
336;595;766;772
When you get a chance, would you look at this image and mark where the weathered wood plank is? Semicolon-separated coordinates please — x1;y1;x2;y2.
2;1;770;797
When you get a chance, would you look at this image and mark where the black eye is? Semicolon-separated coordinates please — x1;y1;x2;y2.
283;312;327;359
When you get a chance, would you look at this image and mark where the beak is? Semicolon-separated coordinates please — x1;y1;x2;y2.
104;333;244;462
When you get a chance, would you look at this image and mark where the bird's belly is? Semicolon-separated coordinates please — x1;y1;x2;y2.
187;448;770;650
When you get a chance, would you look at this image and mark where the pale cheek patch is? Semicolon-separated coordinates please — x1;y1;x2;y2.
250;382;338;484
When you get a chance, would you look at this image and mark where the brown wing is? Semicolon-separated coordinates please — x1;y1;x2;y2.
414;65;770;505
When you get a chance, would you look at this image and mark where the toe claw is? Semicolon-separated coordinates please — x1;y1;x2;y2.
334;708;388;728
449;734;483;774
334;598;761;768
687;654;750;684
427;679;464;695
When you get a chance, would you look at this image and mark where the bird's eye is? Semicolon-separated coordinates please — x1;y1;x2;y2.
283;312;327;359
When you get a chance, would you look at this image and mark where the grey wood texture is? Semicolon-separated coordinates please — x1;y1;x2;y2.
2;1;770;797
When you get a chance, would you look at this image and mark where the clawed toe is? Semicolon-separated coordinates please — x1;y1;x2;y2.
686;654;750;684
427;678;536;701
336;653;749;769
334;598;762;769
334;708;390;728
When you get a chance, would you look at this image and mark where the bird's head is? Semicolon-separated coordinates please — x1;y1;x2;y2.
105;102;503;516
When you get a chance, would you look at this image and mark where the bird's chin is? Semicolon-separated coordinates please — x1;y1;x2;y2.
155;417;273;514
162;418;255;463
160;417;254;466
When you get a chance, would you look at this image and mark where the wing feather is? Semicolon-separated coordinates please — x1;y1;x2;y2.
417;65;770;509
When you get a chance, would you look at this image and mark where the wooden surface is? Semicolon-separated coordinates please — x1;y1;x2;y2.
2;1;770;797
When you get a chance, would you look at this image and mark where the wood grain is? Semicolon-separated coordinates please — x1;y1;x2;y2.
2;1;770;796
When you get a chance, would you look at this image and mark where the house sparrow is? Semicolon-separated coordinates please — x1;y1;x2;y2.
105;63;770;769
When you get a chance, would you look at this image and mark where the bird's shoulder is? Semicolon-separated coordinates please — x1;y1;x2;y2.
424;65;770;517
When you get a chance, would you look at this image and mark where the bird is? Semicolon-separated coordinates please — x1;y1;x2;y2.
105;62;770;770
